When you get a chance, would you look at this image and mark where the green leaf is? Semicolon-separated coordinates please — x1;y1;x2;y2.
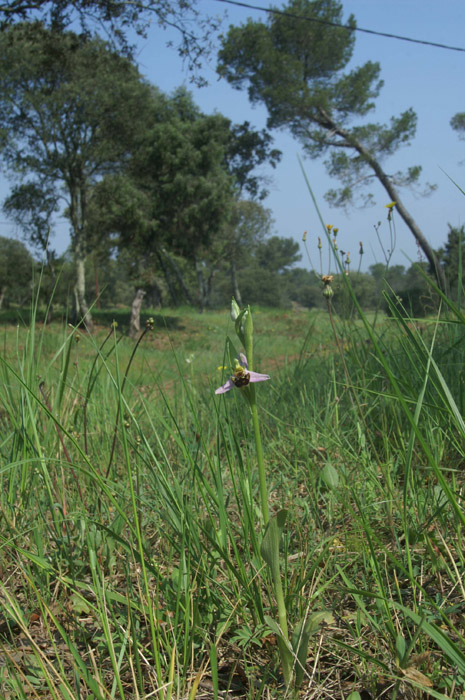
260;509;288;585
392;602;465;676
70;593;92;615
263;615;294;668
320;461;339;488
291;611;334;689
395;633;406;665
234;308;248;346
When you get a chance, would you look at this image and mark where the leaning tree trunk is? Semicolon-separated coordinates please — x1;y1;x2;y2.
319;111;447;292
129;288;146;339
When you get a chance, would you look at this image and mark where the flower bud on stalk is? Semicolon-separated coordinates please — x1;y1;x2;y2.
230;297;241;321
243;305;254;371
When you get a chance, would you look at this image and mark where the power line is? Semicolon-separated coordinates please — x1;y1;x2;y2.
215;0;465;53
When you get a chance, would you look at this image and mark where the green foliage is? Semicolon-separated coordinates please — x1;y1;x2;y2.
437;224;465;299
3;182;59;255
218;0;357;126
281;267;324;309
218;0;443;284
332;271;377;316
367;262;441;317
0;236;34;307
225;121;282;199
255;235;301;273
0;0;216;76
450;111;465;137
228;235;302;307
0;24;153;190
86;93;282;310
217;0;417;203
136;93;235;262
1;300;465;697
0;23;155;323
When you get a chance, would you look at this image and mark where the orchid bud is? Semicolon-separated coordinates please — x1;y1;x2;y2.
243;306;254;371
231;297;241;321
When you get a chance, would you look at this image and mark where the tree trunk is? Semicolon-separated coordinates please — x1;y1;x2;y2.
155;248;178;306
319;111;447;292
0;285;6;309
94;254;101;309
195;257;207;312
73;238;93;331
163;248;195;306
205;266;216;309
147;281;162;308
70;181;93;330
230;259;243;307
129;288;146;339
44;247;56;324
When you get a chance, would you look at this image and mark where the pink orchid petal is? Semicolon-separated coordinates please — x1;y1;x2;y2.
249;371;270;383
215;378;235;394
239;352;248;369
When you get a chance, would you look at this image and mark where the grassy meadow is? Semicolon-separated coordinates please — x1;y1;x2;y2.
0;294;465;700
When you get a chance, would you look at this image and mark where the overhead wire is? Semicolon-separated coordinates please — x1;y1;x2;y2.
215;0;465;53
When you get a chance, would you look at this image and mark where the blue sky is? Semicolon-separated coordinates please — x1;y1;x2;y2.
1;0;465;272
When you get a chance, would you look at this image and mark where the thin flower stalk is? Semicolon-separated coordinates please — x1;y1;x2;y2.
216;301;293;688
215;352;270;523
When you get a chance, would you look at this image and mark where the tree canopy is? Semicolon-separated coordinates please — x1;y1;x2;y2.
0;236;34;309
0;23;156;327
0;0;216;75
217;0;444;289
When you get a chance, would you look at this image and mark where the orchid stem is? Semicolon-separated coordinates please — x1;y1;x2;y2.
249;385;270;526
232;303;291;689
249;388;292;685
250;384;291;685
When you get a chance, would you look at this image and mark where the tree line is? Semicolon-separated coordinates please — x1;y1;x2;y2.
0;0;463;328
1;223;463;321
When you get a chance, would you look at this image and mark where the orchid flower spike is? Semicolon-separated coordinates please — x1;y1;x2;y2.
215;353;270;395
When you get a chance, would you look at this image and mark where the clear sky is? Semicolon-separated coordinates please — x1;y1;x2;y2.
1;0;464;273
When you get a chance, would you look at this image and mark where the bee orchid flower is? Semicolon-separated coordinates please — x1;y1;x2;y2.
215;353;270;394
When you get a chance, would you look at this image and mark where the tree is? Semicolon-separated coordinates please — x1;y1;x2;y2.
3;182;58;258
281;267;324;309
437;224;465;298
217;0;445;289
87;89;280;311
118;89;236;311
0;23;155;329
225;122;281;199
233;235;301;307
0;0;217;78
0;236;34;309
402;263;438;317
450;112;465;140
255;235;301;273
221;200;275;306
